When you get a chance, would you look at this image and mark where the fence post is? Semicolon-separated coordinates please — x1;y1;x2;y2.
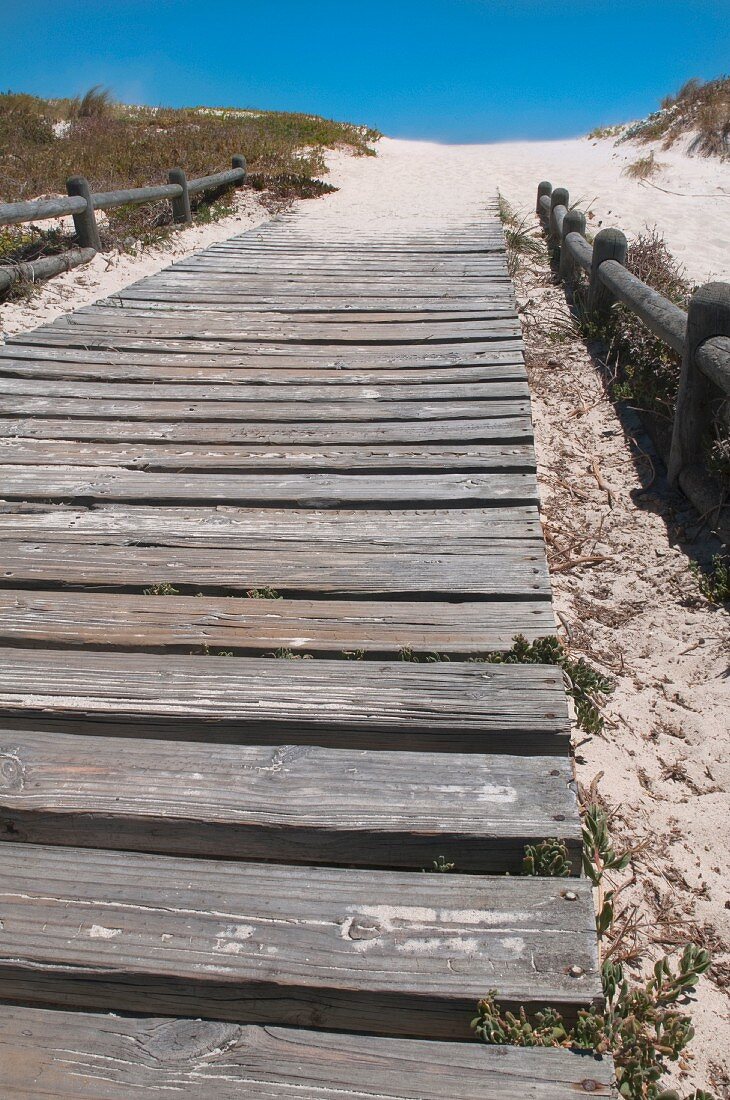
548;187;569;257
559;208;587;285
168;168;192;224
668;282;730;486
66;176;102;251
536;180;552;216
232;154;247;181
587;227;628;320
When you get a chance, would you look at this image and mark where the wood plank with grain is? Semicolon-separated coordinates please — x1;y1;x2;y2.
0;375;529;402
0;843;601;1036
0;590;554;652
0;438;534;472
0;339;525;367
0;728;579;870
0;650;569;753
0;1006;617;1099
0;467;539;506
0;356;527;384
0;415;531;445
0;396;530;422
0;501;544;543
6;333;525;360
0;540;549;598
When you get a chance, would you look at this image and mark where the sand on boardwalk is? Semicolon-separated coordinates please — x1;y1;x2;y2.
1;133;728;1093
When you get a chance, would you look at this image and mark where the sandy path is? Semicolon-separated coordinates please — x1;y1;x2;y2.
318;136;729;282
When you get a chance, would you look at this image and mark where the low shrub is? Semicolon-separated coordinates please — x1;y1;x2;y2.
578;230;693;425
484;635;613;735
622;152;663;180
0;87;380;253
620;76;729;160
473;808;715;1099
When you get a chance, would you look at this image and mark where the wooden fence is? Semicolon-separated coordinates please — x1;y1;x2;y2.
537;181;730;541
0;155;247;292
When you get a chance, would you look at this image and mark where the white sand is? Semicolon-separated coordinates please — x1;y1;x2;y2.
1;133;728;1093
311;135;729;282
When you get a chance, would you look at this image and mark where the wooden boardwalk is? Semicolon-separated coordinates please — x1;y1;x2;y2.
0;207;614;1096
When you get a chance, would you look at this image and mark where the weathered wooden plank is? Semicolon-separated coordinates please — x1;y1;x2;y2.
15;323;523;349
108;294;513;313
0;439;534;472
0;541;549;598
0;376;528;401
173;258;507;272
0;467;539;506
0;339;526;368
0;501;544;543
59;311;518;337
7;333;524;359
0;650;569;753
121;283;507;301
171;264;508;278
0;728;579;870
208;238;506;250
126;276;505;294
0;591;554;651
0;355;527;384
0;397;529;422
0;1006;617;1100
0;843;601;1036
0;415;530;445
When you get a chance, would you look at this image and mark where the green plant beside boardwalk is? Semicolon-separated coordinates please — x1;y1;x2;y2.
474;811;714;1100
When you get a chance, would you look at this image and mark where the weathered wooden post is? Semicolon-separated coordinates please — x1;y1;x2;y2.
536;180;552;217
547;187;568;261
232;154;247;180
668;282;730;486
587;227;628;320
66;176;102;251
559;208;587;285
168;168;192;224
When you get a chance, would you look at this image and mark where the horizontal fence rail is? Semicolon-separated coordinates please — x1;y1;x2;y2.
0;155;247;285
537;181;730;542
0;247;97;295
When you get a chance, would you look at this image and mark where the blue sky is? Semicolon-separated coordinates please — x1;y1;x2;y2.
3;0;729;142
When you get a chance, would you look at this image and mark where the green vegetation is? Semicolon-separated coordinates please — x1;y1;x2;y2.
622;151;663;180
588;123;626;140
473;947;712;1100
578;230;692;425
620;76;729;159
586;77;729;160
691;554;730;604
246;587;283;599
497;191;546;278
142;582;180;596
473;808;714;1100
398;646;450;663
0;86;380;254
426;856;456;873
483;635;613;735
582;805;631;938
342;649;366;660
522;838;572;877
